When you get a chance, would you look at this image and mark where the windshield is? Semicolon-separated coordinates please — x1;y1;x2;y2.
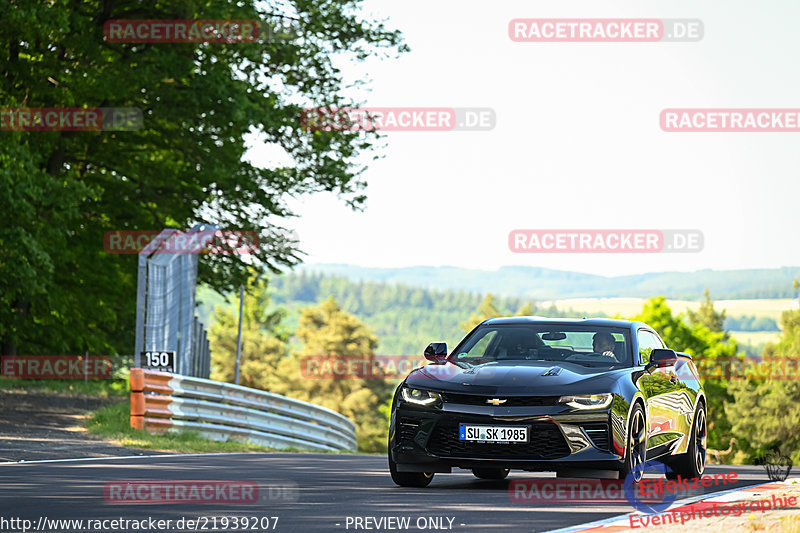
451;324;632;367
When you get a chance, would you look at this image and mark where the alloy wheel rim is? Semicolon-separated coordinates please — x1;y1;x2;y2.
695;409;707;474
629;410;646;482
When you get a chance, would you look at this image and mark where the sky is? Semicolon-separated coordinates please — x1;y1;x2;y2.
250;0;800;277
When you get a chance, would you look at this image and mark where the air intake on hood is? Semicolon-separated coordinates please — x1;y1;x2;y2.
542;366;563;376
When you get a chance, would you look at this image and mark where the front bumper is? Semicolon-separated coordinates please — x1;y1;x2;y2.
391;398;624;472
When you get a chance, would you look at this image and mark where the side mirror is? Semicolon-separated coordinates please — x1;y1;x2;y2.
424;342;448;362
645;348;678;373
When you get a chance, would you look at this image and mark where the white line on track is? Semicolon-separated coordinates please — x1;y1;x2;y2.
0;452;259;466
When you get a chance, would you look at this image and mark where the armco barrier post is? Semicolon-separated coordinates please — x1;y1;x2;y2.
130;368;144;430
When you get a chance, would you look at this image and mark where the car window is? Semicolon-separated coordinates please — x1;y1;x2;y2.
452;325;632;366
637;330;663;365
461;330;497;358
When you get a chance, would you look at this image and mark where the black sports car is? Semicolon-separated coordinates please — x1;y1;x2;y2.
388;318;707;487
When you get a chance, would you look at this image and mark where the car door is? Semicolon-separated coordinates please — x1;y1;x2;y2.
636;329;685;455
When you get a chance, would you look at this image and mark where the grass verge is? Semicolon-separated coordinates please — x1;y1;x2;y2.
0;378;128;397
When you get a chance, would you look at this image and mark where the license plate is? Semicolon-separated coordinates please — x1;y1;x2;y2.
459;425;528;443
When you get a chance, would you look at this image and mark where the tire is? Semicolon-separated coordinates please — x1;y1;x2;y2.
618;403;647;482
388;450;434;487
665;404;707;480
472;468;510;480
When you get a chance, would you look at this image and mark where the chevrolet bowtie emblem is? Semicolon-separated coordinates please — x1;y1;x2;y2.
486;398;507;406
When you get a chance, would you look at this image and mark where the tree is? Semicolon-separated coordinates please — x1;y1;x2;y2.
687;289;728;340
271;297;392;452
209;276;289;390
633;296;741;455
0;1;406;355
725;281;800;464
516;302;535;317
460;293;502;332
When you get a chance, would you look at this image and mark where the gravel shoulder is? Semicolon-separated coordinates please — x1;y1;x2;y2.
0;388;162;462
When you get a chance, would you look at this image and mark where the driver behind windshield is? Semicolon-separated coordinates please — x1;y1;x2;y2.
592;332;617;359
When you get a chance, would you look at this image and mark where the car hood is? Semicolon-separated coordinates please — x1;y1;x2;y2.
404;360;627;396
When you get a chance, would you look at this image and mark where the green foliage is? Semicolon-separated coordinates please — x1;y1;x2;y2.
209;276;290;391
516;302;535;316
271;297;392;453
725;281;800;464
207;291;392;453
633;296;739;360
459;294;502;332
0;1;405;355
632;295;741;453
687;289;728;339
0;378;128;396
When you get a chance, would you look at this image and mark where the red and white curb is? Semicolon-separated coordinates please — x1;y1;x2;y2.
545;476;800;532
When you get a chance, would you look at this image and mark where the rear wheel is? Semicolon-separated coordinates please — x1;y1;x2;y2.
389;450;434;487
666;404;706;480
472;468;510;480
618;403;647;482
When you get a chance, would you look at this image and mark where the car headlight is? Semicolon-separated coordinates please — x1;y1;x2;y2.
401;387;442;406
559;393;613;410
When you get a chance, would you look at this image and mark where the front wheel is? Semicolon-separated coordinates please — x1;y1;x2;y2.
389;451;434;487
618;403;647;482
472;468;510;480
666;404;707;480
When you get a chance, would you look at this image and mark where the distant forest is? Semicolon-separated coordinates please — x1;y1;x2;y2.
300;264;800;300
266;272;590;354
196;271;782;357
723;314;778;331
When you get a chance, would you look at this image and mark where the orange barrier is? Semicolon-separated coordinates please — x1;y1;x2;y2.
129;369;175;430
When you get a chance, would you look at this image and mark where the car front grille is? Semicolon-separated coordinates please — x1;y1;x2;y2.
580;422;610;450
426;420;570;459
440;393;560;407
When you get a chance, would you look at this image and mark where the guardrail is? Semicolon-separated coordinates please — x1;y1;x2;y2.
129;369;357;452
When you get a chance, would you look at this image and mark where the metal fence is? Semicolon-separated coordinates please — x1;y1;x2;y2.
133;225;212;378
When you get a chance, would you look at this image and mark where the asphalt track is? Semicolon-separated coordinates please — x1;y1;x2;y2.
0;453;773;533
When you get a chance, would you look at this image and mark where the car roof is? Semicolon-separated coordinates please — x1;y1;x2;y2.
481;316;649;330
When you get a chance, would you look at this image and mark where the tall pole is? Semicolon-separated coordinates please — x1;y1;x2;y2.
234;285;244;385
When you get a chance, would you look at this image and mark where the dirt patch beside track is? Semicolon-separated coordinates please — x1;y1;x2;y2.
0;388;161;462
